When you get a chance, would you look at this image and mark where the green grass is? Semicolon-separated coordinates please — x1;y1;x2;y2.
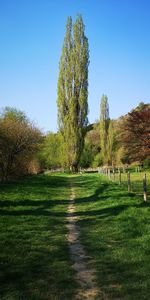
72;173;150;299
0;174;78;300
1;172;150;299
110;171;150;195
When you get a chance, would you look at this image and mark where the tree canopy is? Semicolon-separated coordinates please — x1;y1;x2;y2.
0;108;42;181
57;15;89;171
121;105;150;162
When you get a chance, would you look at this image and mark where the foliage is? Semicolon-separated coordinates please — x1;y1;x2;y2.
99;95;116;166
92;152;103;167
143;158;150;168
38;132;63;169
1;106;29;123
115;146;129;165
100;95;109;164
107;119;114;165
0;107;42;181
80;123;100;168
86;123;100;153
120;105;150;162
57;15;89;171
79;143;94;168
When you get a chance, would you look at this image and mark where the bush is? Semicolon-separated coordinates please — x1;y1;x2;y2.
92;153;103;168
0;107;42;181
143;158;150;168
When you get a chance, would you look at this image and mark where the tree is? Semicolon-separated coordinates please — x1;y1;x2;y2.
79;143;94;168
99;96;116;166
1;107;28;123
99;95;110;165
0;107;42;181
107;119;114;165
120;105;150;162
57;15;89;172
111;118;127;166
80;122;100;168
38;132;63;169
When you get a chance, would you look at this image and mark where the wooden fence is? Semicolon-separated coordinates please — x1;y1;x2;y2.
98;167;149;202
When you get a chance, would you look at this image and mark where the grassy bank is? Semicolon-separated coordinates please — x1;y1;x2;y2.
73;173;150;299
0;174;77;300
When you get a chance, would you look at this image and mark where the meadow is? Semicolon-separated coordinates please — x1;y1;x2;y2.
74;172;150;299
109;170;150;196
1;172;150;299
0;174;78;300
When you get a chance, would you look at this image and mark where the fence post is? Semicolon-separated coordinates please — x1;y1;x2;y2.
127;171;131;192
143;173;147;202
113;169;115;181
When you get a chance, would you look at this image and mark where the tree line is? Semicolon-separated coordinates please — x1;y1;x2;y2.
56;15;150;171
38;99;150;171
0;15;150;181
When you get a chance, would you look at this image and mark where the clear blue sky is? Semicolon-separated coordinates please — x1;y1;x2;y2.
0;0;150;132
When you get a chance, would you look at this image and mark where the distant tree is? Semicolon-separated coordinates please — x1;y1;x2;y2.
107;119;114;165
80;143;94;168
57;15;89;172
100;95;110;164
0;107;42;181
80;123;100;168
121;106;150;162
1;107;28;123
135;102;150;111
39;132;63;169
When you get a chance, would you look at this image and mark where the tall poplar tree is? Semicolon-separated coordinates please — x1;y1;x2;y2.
57;15;89;171
100;95;110;165
107;119;114;165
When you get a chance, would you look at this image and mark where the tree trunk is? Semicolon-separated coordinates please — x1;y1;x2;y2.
70;163;78;173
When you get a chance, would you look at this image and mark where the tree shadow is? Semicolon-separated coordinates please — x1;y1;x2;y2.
0;208;67;217
0;174;144;219
0;199;69;208
1;173;149;299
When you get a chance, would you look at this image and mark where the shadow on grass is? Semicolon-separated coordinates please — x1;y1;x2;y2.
0;174;78;300
0;199;69;208
1;173;149;299
1;174;147;219
0;234;77;300
0;174;70;196
0;208;67;217
70;175;150;299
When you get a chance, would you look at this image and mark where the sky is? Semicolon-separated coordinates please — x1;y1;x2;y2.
0;0;150;133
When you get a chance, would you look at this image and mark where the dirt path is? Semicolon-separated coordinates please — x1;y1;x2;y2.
66;186;104;300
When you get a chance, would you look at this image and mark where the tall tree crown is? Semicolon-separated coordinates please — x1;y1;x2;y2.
99;95;114;166
57;15;89;171
100;95;109;122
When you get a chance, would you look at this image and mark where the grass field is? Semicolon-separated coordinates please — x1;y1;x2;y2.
74;173;150;299
1;173;150;299
109;170;150;195
0;174;78;300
